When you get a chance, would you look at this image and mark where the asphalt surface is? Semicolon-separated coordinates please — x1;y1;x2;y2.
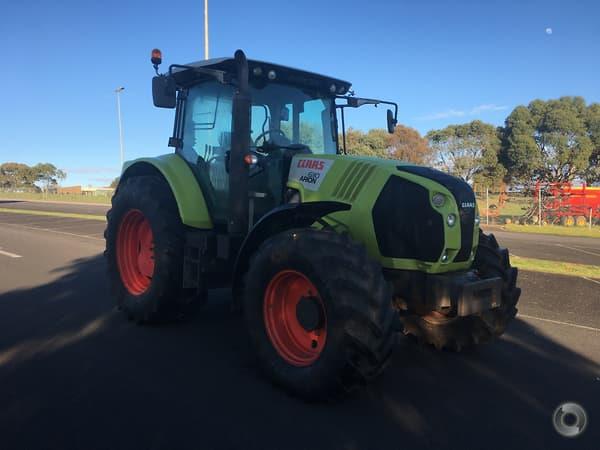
0;211;106;240
0;211;599;449
488;229;600;266
0;199;109;216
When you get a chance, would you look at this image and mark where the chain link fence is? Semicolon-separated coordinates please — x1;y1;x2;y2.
0;188;112;204
475;185;600;228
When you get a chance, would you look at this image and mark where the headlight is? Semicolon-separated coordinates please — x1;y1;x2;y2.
432;193;445;208
447;213;456;227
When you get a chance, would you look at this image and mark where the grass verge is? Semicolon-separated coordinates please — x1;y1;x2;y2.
0;192;111;204
503;223;600;239
511;254;600;279
0;208;106;221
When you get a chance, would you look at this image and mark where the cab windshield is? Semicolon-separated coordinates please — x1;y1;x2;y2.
249;83;337;154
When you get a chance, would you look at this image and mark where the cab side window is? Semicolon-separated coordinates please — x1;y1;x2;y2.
182;82;234;220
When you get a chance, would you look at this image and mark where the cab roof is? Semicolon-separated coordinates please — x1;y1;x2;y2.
172;57;352;95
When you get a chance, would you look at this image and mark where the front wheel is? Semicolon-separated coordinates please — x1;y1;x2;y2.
243;229;395;401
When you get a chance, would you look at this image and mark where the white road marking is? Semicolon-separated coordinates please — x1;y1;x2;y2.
555;243;600;258
519;313;600;333
582;277;600;286
0;221;104;242
0;248;22;258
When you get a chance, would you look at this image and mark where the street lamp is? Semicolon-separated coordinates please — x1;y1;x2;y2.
115;87;125;168
204;0;209;60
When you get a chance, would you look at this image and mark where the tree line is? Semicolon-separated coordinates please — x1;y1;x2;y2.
3;97;598;192
347;96;599;188
0;162;66;192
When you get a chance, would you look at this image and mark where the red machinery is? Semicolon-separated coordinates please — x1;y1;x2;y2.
533;182;600;226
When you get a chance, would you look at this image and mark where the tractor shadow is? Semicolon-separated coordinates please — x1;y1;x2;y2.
0;200;24;204
0;254;598;450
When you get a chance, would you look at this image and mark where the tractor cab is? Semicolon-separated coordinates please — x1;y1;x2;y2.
151;49;397;233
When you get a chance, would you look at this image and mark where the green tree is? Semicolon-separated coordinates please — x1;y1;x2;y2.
345;125;433;164
345;127;389;158
33;163;66;192
427;120;505;185
502;97;593;183
0;162;38;191
110;177;121;188
499;106;540;184
585;103;600;183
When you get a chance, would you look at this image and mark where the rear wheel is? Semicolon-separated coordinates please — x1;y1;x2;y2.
402;230;521;351
575;216;587;227
561;215;575;227
105;175;196;323
243;229;395;400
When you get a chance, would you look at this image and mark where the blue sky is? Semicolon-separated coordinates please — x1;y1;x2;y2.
1;0;599;186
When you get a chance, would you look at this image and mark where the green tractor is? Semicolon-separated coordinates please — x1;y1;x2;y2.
105;49;521;400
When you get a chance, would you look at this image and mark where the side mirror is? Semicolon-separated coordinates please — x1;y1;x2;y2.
152;76;176;108
387;109;397;134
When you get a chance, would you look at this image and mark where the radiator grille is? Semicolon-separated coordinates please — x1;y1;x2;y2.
332;162;376;202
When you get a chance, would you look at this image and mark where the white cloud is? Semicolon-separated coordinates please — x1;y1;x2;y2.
417;109;467;120
469;104;508;114
417;104;508;121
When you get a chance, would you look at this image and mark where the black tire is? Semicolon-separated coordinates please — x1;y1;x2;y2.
402;230;521;351
243;228;395;401
561;215;575;227
105;175;195;323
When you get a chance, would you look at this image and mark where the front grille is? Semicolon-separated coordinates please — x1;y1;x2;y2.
372;176;444;262
397;166;476;262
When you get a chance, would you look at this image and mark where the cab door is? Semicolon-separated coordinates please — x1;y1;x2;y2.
180;81;235;224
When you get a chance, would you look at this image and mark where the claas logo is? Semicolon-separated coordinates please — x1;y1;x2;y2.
297;159;325;170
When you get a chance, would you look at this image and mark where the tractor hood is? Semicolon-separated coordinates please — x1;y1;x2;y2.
286;154;479;273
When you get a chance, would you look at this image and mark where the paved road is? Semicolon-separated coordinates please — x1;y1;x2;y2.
488;229;600;266
0;218;598;450
0;199;109;216
0;211;106;240
2;200;600;267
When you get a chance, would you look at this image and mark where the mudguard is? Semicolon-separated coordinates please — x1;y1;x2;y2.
120;154;213;229
231;201;351;304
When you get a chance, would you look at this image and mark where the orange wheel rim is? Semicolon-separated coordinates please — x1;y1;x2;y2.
116;209;154;295
263;270;327;367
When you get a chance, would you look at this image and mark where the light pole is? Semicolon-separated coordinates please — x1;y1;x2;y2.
115;87;125;168
204;0;209;59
